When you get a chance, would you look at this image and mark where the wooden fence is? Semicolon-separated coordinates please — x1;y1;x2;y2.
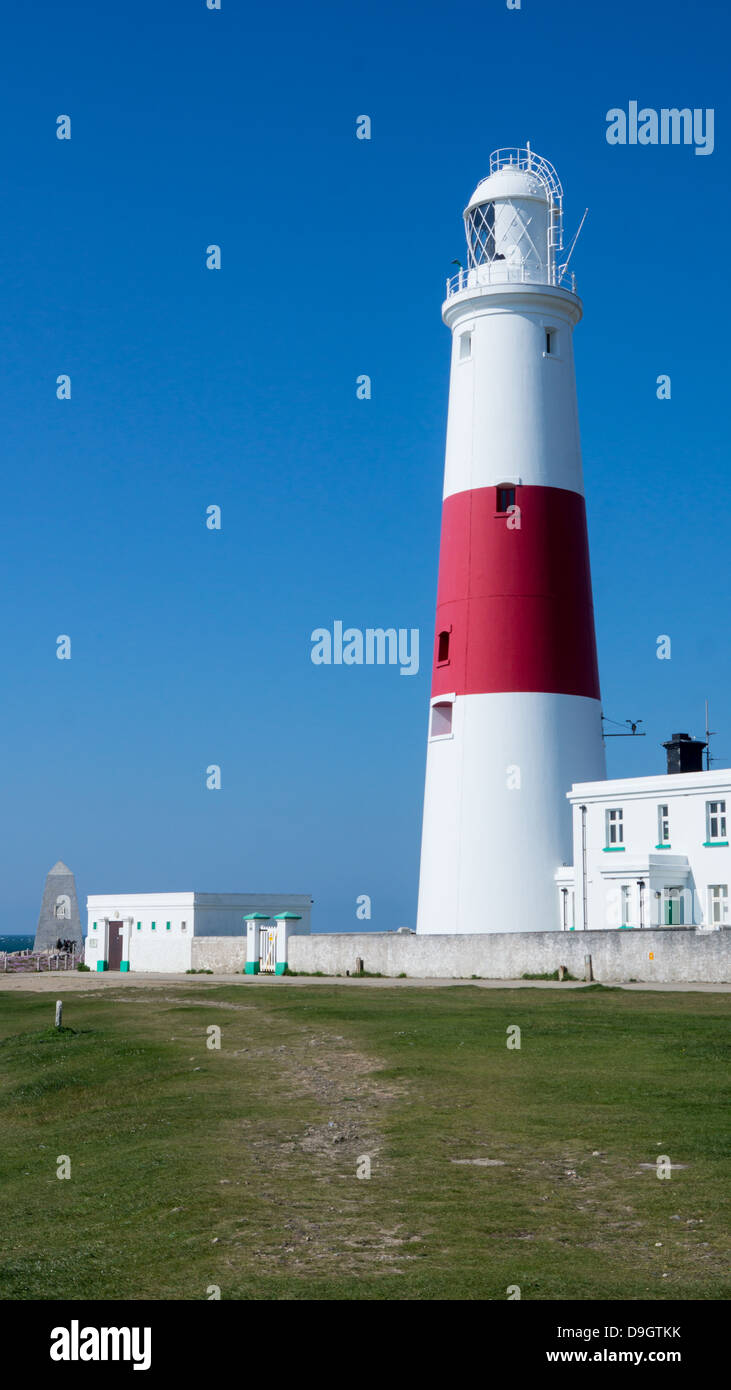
1;949;77;974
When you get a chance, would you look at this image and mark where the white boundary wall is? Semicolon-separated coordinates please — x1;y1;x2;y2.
192;937;247;972
286;929;730;983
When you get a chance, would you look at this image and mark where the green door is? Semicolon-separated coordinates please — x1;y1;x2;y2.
664;888;684;925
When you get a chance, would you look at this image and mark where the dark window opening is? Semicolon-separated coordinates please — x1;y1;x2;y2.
496;485;516;514
437;630;450;664
545;329;557;355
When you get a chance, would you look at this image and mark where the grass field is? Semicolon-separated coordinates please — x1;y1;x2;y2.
1;982;729;1301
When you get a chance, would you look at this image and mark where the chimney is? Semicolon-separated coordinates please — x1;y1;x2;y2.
662;732;706;775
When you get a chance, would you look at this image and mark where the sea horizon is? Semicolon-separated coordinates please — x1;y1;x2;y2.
0;936;35;953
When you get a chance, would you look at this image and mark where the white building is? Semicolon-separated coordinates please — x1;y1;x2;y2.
558;746;730;931
85;892;312;973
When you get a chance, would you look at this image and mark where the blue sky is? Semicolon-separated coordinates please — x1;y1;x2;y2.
2;0;729;933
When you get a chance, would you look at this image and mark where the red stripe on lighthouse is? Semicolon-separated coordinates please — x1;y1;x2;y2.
431;485;601;699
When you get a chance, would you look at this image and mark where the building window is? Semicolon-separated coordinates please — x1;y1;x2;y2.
496;485;516;514
605;808;624;846
657;804;670;845
92;922;97;930
459;331;472;361
181;921;187;932
545;328;558;355
708;885;728;925
437;630;450;664
151;921;156;931
430;701;453;738
706;800;727;843
136;922;141;931
621;884;632;926
166;922;171;930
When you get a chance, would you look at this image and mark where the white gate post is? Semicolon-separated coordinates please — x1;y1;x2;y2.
273;913;302;975
244;913;268;974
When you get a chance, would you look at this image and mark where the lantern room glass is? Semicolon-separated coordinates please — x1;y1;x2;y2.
466;202;500;267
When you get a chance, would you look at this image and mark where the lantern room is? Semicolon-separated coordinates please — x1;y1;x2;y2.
457;146;568;291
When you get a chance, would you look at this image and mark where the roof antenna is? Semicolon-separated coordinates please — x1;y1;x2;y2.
705;699;716;770
601;713;646;741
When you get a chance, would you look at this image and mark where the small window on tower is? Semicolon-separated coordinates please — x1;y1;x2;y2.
496;485;515;514
430;701;453;738
545;329;558;355
459;331;472;361
437;630;450;664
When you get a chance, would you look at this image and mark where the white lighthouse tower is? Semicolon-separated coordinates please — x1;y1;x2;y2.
416;148;606;935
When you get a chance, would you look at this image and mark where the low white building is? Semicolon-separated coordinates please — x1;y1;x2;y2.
85;892;312;974
557;739;730;931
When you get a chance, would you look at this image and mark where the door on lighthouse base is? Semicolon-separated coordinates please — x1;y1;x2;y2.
259;926;276;974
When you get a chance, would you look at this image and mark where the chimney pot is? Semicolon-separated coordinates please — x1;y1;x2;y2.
662;732;706;775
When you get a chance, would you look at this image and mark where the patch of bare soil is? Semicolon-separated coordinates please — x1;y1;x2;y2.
221;1024;418;1277
272;1032;405;1172
93;993;255;1010
450;1157;505;1166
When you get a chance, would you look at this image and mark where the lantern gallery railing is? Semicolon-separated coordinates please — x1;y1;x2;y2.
489;147;563;196
445;263;577;299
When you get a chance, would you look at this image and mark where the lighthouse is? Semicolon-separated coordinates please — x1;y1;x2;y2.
416;148;606;935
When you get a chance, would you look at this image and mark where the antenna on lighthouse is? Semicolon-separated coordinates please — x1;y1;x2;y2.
559;208;589;283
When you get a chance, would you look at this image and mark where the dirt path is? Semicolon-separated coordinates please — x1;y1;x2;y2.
0;971;727;994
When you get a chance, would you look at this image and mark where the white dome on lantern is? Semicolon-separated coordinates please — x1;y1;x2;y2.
466;166;548;213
